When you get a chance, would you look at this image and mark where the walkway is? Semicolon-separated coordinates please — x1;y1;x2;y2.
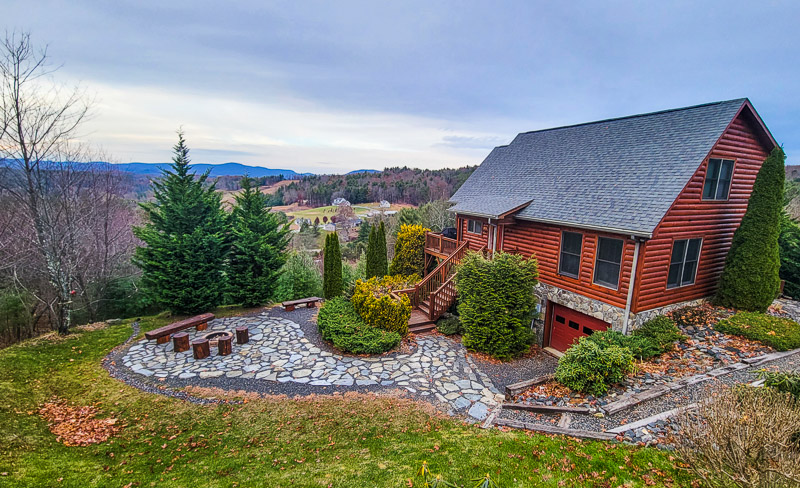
120;309;502;421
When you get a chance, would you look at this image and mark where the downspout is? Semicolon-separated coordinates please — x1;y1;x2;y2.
621;238;641;335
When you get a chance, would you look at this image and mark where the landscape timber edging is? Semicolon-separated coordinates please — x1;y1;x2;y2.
501;402;591;415
601;347;800;416
493;418;617;441
503;373;555;398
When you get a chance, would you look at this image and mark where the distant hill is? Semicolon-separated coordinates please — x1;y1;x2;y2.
347;169;381;174
115;162;311;178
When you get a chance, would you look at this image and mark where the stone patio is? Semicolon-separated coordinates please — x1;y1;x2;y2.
121;310;502;421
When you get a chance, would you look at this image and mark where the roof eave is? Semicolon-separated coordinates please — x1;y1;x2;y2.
514;215;653;239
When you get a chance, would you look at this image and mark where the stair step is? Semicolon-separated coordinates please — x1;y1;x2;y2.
409;323;436;334
418;302;430;314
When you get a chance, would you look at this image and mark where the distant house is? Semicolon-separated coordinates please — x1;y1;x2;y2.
332;198;351;206
420;99;777;351
379;200;391;208
322;223;336;232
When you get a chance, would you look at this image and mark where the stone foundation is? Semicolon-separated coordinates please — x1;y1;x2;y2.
533;283;709;344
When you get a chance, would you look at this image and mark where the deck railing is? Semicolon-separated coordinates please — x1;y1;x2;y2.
425;232;460;256
411;240;472;320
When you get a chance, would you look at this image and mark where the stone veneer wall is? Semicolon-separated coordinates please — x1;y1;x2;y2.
533;283;709;343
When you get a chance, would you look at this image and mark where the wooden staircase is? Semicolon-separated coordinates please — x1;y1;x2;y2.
396;240;472;334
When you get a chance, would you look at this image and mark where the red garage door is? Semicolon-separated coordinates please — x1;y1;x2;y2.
549;304;610;352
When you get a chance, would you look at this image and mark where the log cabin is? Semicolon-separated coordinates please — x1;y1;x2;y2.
422;99;777;352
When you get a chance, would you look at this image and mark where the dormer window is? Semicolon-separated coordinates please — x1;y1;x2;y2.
702;158;734;201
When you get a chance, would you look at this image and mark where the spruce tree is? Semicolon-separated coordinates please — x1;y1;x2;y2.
323;233;343;298
377;221;388;277
228;176;290;307
366;222;388;278
716;147;785;311
133;132;229;314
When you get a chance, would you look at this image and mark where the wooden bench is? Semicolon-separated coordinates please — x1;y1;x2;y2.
144;313;215;344
282;297;322;311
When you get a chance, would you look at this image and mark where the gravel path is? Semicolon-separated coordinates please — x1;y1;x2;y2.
113;307;503;421
471;349;558;390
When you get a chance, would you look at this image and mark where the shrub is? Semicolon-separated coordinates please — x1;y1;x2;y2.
389;224;429;277
716;147;785;312
323;233;343;299
631;315;684;355
675;386;800;487
436;314;463;336
778;212;800;300
457;251;538;360
586;330;661;361
366;221;388;278
555;338;634;395
316;297;401;354
758;370;800;399
342;252;366;298
351;276;414;335
273;252;323;302
715;311;800;351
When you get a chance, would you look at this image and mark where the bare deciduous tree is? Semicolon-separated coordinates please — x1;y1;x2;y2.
0;32;137;335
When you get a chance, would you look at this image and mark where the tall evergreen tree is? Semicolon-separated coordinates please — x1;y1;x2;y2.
228;176;290;307
366;222;388;278
716;147;785;311
133;132;229;314
323;233;343;298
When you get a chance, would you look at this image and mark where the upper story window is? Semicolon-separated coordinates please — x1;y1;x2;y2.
466;219;483;235
703;158;734;201
558;231;583;278
667;238;702;288
593;237;624;289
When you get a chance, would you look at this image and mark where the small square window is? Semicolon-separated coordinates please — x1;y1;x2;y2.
466;219;483;235
702;158;734;201
555;315;566;324
568;321;579;331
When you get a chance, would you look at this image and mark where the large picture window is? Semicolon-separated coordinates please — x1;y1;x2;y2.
702;158;734;201
593;237;623;289
667;238;702;288
466;219;483;235
558;231;583;278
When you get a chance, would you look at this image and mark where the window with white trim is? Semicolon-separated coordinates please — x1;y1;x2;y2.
558;231;583;278
466;219;483;235
593;237;623;289
667;238;702;288
702;158;734;200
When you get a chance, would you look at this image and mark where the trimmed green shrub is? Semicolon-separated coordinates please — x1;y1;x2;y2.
366;221;388;278
351;276;414;335
715;312;800;351
436;314;463;336
631;316;684;354
317;297;401;354
584;330;655;361
457;251;538;360
389;224;429;277
323;233;343;299
716;147;785;311
779;212;800;300
273;251;323;302
555;338;635;395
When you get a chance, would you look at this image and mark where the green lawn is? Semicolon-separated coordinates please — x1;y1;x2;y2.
0;309;694;487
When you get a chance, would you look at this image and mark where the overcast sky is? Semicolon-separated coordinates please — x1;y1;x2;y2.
5;1;799;173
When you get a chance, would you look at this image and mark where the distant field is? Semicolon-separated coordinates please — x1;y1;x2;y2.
274;202;414;227
220;180;294;205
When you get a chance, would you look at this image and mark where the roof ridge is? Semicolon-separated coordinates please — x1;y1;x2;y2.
517;98;747;137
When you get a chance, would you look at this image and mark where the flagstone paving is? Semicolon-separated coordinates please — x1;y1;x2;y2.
121;311;502;421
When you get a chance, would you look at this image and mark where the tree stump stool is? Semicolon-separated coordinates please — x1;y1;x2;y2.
192;338;210;359
196;321;208;331
173;332;190;353
236;326;249;344
218;335;233;356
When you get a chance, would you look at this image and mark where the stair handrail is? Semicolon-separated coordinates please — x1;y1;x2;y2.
426;244;486;320
413;240;470;309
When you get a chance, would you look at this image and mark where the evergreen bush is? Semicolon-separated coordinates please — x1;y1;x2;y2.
436;314;463;336
778;212;800;299
456;251;538;360
389;224;429;277
351;276;415;335
133;132;229;314
273;252;322;302
715;312;800;351
317;297;401;354
716;147;785;311
555;338;634;395
323;233;343;299
228;176;290;307
631;316;684;354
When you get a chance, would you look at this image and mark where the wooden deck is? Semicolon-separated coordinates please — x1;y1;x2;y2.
424;232;459;259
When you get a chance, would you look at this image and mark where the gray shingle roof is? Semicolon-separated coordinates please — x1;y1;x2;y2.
449;99;750;236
